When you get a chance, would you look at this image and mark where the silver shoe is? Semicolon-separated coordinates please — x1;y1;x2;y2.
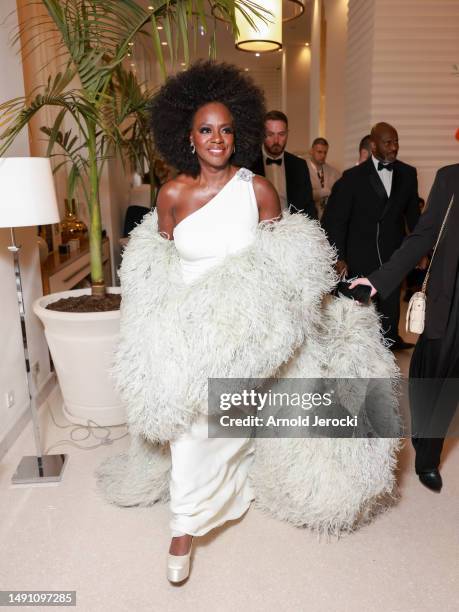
167;537;193;583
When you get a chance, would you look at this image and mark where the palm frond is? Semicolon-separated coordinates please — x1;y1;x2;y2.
1;0;271;291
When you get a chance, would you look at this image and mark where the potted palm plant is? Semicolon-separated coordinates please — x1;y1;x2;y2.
116;66;159;208
0;0;266;425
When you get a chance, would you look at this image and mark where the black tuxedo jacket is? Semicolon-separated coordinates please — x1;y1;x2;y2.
251;151;317;219
369;164;459;339
321;157;420;276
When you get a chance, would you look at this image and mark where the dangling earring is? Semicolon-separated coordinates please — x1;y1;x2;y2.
232;144;236;154
190;142;196;155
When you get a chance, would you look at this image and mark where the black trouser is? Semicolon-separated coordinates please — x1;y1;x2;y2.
375;284;401;343
409;339;459;472
411;438;445;472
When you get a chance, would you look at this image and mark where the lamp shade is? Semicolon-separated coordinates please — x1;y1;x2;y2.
235;0;282;53
0;157;60;228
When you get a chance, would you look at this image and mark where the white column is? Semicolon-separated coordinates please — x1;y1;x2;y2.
323;0;348;170
308;0;348;170
285;44;311;155
309;0;323;143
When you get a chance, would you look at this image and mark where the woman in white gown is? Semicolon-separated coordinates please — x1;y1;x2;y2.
152;61;281;581
97;61;400;584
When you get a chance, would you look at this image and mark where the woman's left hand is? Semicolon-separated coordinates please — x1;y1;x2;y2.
349;277;378;297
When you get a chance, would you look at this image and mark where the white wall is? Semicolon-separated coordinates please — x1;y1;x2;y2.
343;0;375;169
0;0;52;459
344;0;459;196
371;0;459;198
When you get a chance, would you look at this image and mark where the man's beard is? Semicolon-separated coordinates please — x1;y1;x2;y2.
266;144;284;156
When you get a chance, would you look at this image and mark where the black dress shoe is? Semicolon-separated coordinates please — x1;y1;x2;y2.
418;469;442;492
390;339;415;351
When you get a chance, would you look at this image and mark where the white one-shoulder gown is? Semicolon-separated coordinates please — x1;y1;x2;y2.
169;168;258;537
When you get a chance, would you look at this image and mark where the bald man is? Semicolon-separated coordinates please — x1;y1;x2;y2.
322;122;420;350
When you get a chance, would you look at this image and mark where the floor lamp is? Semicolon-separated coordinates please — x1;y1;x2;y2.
0;157;68;484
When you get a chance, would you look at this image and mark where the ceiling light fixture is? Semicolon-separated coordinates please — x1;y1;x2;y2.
236;0;282;53
211;0;304;24
283;0;305;22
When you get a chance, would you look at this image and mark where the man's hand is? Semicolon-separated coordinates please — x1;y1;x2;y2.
335;259;348;277
349;277;378;297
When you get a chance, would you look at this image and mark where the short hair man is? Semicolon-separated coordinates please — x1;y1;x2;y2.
251;111;316;219
306;137;341;219
322;122;420;350
358;134;372;164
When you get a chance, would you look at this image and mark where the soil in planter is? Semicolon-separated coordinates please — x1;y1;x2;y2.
46;294;121;313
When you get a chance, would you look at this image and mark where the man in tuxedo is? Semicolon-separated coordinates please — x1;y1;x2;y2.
322;122;420;350
251;110;316;219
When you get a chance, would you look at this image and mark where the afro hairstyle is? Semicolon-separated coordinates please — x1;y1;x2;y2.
148;60;266;176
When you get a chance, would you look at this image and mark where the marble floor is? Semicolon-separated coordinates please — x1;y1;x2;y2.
0;319;458;612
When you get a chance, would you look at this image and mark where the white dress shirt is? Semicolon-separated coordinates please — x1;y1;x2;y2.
262;145;287;210
372;154;393;197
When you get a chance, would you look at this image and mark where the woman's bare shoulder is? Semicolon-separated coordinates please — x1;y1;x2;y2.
252;174;278;198
251;174;281;220
157;174;193;209
252;174;280;204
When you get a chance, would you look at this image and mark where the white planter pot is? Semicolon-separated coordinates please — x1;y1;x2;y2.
33;288;126;426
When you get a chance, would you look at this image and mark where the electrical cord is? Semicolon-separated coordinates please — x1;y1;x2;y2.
43;401;129;454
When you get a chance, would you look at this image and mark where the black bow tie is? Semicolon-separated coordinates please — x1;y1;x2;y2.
266;157;282;166
378;161;394;172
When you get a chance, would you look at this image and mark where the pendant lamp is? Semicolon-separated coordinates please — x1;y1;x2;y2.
283;0;305;22
211;0;282;53
235;0;282;53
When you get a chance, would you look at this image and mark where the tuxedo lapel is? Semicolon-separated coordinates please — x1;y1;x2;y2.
366;158;387;206
284;152;292;198
284;152;301;207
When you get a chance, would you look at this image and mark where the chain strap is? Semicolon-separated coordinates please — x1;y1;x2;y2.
421;194;455;293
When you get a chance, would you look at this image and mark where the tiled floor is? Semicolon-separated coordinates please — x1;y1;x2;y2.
1;319;458;611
